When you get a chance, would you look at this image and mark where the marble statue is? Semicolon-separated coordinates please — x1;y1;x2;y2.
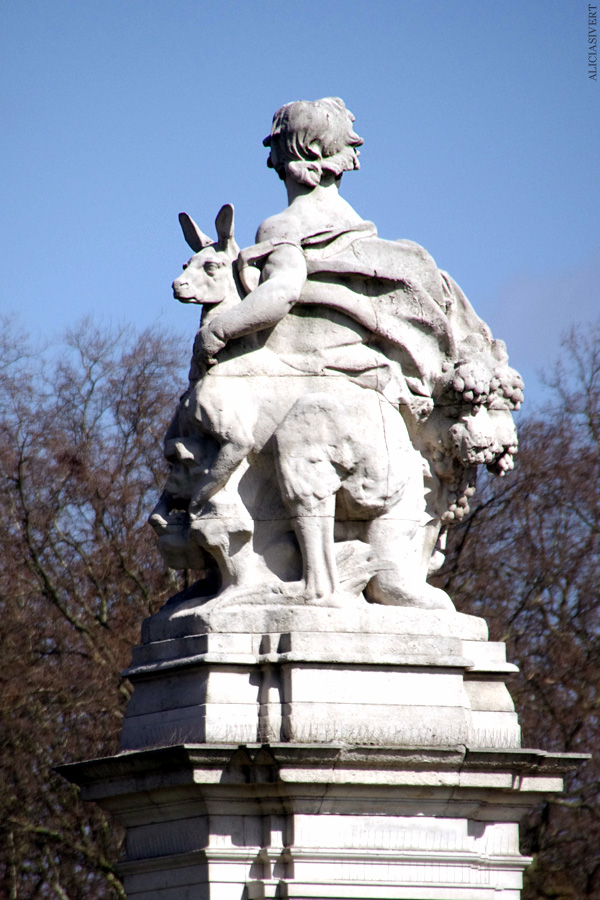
149;97;523;616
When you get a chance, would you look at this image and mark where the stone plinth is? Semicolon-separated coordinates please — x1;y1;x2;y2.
58;743;583;900
58;603;587;899
120;607;521;754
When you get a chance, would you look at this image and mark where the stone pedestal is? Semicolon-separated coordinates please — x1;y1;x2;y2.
119;607;520;753
58;605;585;899
59;743;580;900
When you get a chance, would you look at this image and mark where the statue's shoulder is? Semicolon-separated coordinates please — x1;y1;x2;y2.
392;238;438;268
256;210;303;245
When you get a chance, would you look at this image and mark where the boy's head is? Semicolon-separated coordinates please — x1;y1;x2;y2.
264;97;363;188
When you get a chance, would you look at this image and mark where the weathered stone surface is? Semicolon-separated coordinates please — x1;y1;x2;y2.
148;96;523;622
121;606;521;753
141;603;488;644
58;745;586;900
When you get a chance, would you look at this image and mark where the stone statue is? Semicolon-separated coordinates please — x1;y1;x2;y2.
149;97;523;619
65;101;583;900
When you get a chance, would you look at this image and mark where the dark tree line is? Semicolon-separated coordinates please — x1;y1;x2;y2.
0;320;186;899
435;323;600;899
0;318;598;899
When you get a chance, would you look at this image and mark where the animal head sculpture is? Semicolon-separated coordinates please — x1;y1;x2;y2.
172;204;242;307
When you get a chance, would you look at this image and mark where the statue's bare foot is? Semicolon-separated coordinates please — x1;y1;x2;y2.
366;571;455;611
412;584;455;611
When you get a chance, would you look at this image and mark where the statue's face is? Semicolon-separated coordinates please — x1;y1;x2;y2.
172;246;235;306
448;406;518;468
163;434;218;501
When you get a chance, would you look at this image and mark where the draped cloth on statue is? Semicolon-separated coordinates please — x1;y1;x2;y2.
237;220;496;413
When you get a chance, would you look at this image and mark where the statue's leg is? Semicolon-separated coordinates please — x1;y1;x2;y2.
356;430;453;610
274;392;348;604
290;495;338;602
365;511;453;610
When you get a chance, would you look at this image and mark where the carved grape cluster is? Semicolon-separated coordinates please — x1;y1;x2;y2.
449;361;524;411
442;481;477;524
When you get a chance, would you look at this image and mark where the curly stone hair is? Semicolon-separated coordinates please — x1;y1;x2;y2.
263;97;364;188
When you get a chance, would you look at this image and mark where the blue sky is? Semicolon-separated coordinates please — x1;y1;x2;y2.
1;0;597;406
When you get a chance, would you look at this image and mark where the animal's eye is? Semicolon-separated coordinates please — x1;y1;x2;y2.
204;262;219;275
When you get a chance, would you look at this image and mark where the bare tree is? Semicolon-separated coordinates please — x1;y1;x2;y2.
0;318;186;899
436;322;600;899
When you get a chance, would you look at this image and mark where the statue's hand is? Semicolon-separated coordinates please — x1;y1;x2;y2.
194;323;226;367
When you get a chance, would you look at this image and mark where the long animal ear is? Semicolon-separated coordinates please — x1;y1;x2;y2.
215;204;235;247
178;213;214;253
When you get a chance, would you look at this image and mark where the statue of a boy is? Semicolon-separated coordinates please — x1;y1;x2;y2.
150;98;523;615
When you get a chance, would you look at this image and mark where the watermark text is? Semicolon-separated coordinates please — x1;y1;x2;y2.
590;5;597;80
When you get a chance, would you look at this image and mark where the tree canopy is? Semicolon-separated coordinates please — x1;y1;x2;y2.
435;323;600;898
0;319;186;899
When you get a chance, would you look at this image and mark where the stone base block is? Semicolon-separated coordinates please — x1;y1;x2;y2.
58;606;583;898
120;608;521;753
58;744;585;900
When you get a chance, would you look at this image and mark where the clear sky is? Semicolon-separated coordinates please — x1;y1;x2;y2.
1;0;598;405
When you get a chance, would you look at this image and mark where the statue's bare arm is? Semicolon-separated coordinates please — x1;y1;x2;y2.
197;240;307;360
